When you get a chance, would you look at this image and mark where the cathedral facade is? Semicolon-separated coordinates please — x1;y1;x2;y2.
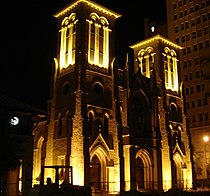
32;0;193;194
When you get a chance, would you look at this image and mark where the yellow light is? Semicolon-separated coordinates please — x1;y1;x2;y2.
54;0;121;19
72;167;84;185
130;34;183;50
162;169;172;191
203;136;209;142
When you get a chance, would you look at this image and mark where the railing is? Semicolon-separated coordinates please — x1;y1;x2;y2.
90;180;210;196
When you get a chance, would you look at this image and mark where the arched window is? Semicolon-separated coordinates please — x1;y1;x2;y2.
137;47;155;77
132;91;151;137
66;111;72;136
103;113;109;137
87;13;110;69
33;137;44;184
162;47;179;92
59;13;77;69
58;114;62;136
88;111;94;136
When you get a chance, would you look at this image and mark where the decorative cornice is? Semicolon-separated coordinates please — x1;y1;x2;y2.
53;0;122;18
130;34;183;50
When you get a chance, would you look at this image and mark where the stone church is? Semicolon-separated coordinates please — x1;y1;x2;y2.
32;0;193;194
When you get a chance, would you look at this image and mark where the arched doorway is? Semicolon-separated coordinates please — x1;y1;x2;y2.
173;153;184;189
136;149;153;190
33;137;44;185
90;144;110;195
136;157;144;189
90;155;101;190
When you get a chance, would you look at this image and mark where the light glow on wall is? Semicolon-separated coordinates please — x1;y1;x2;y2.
124;145;131;191
19;161;22;193
203;135;209;142
162;169;172;191
33;137;44;185
71;166;84;185
70;116;84;186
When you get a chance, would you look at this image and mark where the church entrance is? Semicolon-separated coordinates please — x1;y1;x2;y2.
135;149;153;191
173;153;184;189
136;157;144;189
90;155;101;190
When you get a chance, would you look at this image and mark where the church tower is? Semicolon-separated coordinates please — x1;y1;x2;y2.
126;35;193;191
33;0;123;194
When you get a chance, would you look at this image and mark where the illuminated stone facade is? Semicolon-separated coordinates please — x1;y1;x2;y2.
32;0;193;194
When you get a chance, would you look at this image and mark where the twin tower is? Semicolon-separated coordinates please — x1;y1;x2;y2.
33;0;193;194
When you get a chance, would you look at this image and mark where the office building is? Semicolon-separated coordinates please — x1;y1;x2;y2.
166;0;210;186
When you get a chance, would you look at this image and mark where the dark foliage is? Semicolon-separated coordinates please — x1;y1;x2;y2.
0;130;23;176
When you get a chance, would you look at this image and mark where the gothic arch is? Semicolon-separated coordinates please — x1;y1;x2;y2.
33;136;44;184
58;113;62;136
136;47;155;77
173;152;184;189
87;12;110;69
162;46;179;92
103;112;109;137
66;111;72;136
61;13;77;27
100;16;109;26
135;149;153;190
89;12;99;21
88;110;95;136
59;13;77;69
131;90;151;137
90;145;110;192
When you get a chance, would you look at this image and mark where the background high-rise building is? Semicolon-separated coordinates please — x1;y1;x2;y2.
166;0;210;186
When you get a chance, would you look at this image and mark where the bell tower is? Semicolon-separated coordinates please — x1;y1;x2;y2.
45;0;121;188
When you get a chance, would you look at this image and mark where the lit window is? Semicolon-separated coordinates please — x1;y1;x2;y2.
163;47;179;92
19;160;22;193
137;47;155;78
59;13;77;70
87;13;110;69
151;26;155;32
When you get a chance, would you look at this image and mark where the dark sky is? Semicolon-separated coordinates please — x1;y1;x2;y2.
1;0;166;110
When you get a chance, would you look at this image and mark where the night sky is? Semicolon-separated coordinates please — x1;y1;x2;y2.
1;0;166;111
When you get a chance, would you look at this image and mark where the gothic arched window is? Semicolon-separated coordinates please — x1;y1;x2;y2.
59;13;77;69
162;47;179;92
58;114;62;136
137;47;155;77
87;13;110;69
66;111;72;136
88;111;94;136
132;91;151;137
